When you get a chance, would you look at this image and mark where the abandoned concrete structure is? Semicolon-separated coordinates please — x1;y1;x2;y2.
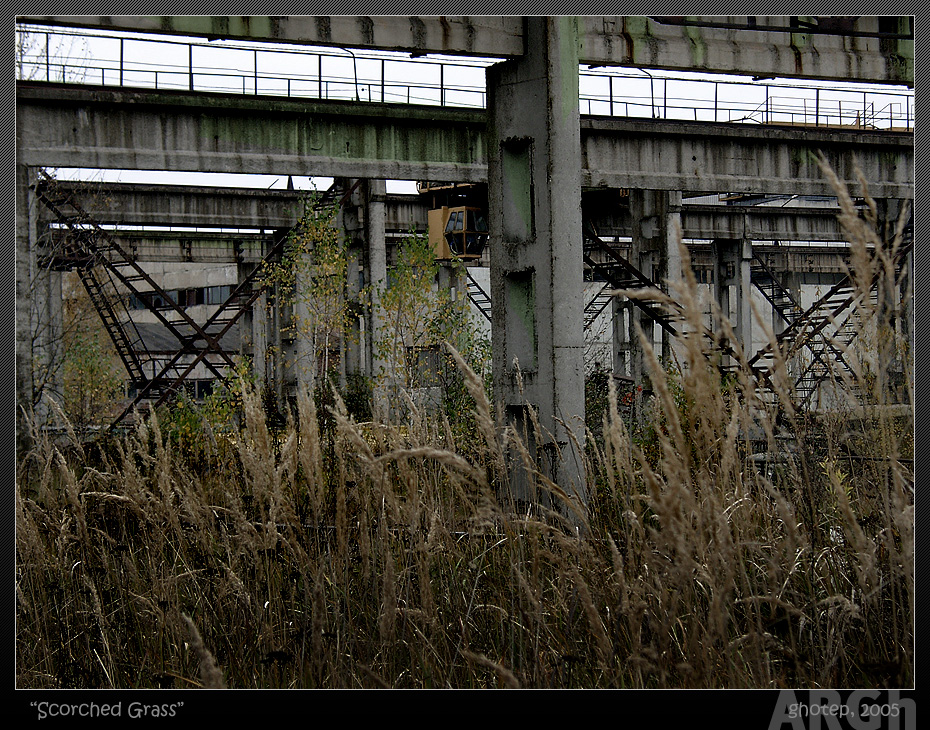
16;16;914;507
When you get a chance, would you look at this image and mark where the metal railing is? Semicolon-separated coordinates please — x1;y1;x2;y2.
577;73;913;130
17;25;914;131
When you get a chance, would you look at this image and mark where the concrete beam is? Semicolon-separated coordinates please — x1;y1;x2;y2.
44;181;852;246
19;84;911;199
38;182;428;233
42;230;273;264
45;229;863;272
17;83;489;182
581;117;913;198
22;15;913;85
677;204;847;242
578;16;913;86
20;16;527;59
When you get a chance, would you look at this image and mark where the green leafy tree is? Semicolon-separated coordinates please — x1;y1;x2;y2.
375;232;491;419
61;281;124;429
263;196;354;393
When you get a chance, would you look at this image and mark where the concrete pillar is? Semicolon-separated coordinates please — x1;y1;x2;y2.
34;268;64;414
611;297;631;379
344;245;365;384
713;238;753;360
902;245;913;405
292;262;313;394
16;163;35;454
15;161;66;434
487;17;587;513
338;177;366;382
777;267;802;335
874;198;910;403
239;260;268;386
364;179;390;420
626;189;682;417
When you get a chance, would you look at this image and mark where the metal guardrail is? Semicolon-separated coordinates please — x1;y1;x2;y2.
577;73;913;130
17;24;915;131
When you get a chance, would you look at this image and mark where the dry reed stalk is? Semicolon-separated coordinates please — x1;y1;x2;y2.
378;516;397;643
297;387;326;522
181;613;226;688
462;650;521;688
415;533;437;626
444;342;506;472
311;570;325;685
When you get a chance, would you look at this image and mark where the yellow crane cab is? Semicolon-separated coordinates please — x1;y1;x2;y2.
428;205;489;260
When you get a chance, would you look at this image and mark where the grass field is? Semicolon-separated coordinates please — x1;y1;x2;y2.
15;183;912;689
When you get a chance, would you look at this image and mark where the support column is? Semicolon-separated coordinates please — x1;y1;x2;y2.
34;268;64;415
874;198;910;403
713;238;753;360
364;179;390;420
626;189;682;417
339;177;367;382
16;163;35;454
488;17;586;514
238;246;269;391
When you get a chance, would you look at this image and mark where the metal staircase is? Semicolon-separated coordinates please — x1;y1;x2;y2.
750;252;806;327
33;173;229;398
581;221;697;342
583;283;615;330
464;267;492;322
747;221;912;408
34;173;344;428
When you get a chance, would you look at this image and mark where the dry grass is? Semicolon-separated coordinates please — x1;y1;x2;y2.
15;195;912;689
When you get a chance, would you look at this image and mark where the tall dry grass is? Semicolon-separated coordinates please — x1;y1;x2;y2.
16;195;912;689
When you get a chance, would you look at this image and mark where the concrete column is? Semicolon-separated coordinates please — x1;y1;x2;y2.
713;238;753;360
874;198;910;403
16;163;35;453
16;161;65;433
239;259;268;386
438;261;467;316
34;269;64;414
487;17;587;513
344;243;365;384
338;177;366;382
364;179;390;420
626;189;682;418
611;297;631;379
737;239;753;357
292;262;314;394
902;245;913;405
777;268;802;336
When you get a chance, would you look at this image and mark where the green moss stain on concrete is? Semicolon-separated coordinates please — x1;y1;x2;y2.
196;107;485;166
502;141;533;240
683;21;707;68
623;17;652;65
152;16;277;39
225;16;276;39
507;271;537;370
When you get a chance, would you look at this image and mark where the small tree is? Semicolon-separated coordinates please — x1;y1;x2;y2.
263;196;354;395
375;232;491;419
61;279;124;430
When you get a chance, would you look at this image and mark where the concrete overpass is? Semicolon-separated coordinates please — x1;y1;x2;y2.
22;16;914;86
37;181;855;249
17;83;913;198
